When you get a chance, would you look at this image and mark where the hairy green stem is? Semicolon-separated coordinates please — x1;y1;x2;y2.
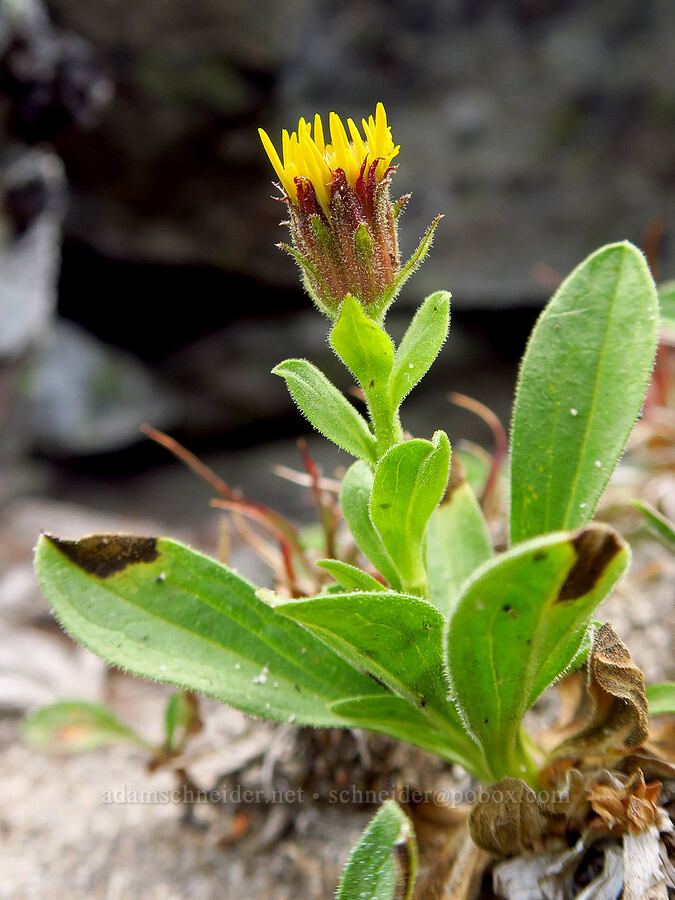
364;385;403;460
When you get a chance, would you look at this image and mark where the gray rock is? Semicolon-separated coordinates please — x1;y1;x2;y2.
0;148;64;358
21;319;182;454
42;0;674;306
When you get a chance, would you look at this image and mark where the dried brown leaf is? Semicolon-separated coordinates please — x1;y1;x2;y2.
468;778;565;857
551;623;649;762
587;769;664;835
413;825;489;900
616;750;675;783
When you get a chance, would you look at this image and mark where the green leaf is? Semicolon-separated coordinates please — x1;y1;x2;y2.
632;500;675;548
273;358;377;464
510;242;659;544
329;696;480;772
164;690;195;750
568;624;594;671
646;682;675;716
330;294;401;455
456;446;491;497
370;432;450;595
340;461;402;590
22;701;149;753
390;291;451;408
445;524;630;779
278;243;334;319
336;800;417;900
34;534;385;728
380;216;442;316
316;559;386;593
330;294;394;392
276;590;474;768
277;591;448;711
426;478;493;618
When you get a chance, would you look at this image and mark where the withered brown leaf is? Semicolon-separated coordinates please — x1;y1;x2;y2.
551;622;649;762
468;778;565;857
587;769;665;835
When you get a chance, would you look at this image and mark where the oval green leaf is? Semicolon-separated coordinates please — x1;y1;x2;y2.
273;358;377;464
22;701;149;753
390;291;450;409
445;524;630;779
336;801;417;900
330;294;394;392
510;242;659;544
34;534;384;728
340;461;402;590
370;432;450;595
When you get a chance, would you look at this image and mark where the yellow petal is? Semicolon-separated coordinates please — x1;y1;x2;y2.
299;132;332;211
281;129;292;167
332;112;363;184
258;128;296;199
313;113;325;154
375;102;388;148
347;118;368;167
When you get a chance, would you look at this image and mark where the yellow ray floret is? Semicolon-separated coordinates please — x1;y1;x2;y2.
258;102;400;213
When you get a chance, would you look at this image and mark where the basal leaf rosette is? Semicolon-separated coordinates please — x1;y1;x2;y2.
259;102;439;320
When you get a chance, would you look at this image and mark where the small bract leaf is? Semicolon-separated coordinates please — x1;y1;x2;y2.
35;534;384;728
336;801;417;900
316;559;386;592
370;432;451;595
510;242;659;544
385;216;443;308
330;294;394;393
22;701;148;753
273;358;378;464
340;461;401;590
390;291;450;409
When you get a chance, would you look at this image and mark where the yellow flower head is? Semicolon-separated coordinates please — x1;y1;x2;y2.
258;102;399;214
258;102;438;319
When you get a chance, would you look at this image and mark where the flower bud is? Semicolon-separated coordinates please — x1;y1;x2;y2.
259;103;439;320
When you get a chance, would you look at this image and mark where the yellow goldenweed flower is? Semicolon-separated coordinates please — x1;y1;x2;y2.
259;103;439;320
258;102;400;213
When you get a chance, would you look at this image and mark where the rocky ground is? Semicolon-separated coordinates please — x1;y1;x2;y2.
1;708;373;900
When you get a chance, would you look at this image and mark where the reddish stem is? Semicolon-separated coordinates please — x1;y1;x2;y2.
448;393;507;513
142;424;307;594
297;439;338;559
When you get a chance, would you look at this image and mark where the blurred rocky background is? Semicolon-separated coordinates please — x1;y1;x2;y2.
0;0;673;507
